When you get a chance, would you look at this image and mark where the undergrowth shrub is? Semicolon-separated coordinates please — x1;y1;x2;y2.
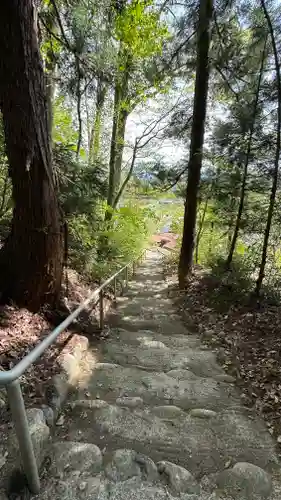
68;202;162;281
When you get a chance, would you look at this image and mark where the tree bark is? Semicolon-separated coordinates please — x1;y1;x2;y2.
44;5;58;138
226;37;267;268
195;196;209;264
89;79;107;163
76;58;83;160
113;109;128;195
256;1;281;296
113;139;138;209
106;48;130;213
0;0;63;311
178;0;213;288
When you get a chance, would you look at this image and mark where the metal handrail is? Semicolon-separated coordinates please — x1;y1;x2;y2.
1;249;146;494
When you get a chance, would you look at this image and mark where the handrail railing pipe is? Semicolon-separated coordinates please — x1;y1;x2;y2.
0;249;147;494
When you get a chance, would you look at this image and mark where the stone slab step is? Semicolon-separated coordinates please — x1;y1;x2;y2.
35;441;281;500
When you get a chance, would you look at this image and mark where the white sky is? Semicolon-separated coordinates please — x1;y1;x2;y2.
123;86;188;168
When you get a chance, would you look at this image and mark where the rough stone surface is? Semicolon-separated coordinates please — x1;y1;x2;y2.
63;401;278;477
41;405;55;427
25;408;50;465
49;442;103;476
26;408;46;427
32;250;281;500
76;363;240;412
151;405;185;419
215;462;273;499
108;477;173;500
105;449;159;482
157;461;199;493
0;407;50;492
47;373;69;414
190;408;217;419
116;397;144;408
105;449;141;481
102;340;224;378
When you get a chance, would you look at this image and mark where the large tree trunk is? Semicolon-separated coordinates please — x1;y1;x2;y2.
256;1;281;296
0;0;63;311
178;0;213;288
226;38;266;268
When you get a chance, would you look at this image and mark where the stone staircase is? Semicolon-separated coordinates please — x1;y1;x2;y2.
26;250;281;499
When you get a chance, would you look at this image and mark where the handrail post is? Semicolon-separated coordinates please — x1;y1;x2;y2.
114;276;117;301
125;265;128;289
6;380;40;494
99;288;104;330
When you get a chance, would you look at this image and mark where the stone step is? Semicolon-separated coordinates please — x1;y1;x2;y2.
36;441;279;500
53;400;279;479
101;340;225;377
72;361;240;411
15;250;281;499
109;327;202;349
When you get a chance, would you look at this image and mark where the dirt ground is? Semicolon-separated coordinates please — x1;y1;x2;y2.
0;269;106;408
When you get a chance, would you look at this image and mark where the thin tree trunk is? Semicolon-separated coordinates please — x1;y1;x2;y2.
178;0;213;288
45;7;58;138
226;37;267;268
76;90;82;159
195;197;209;264
256;1;281;296
113;109;128;195
76;59;82;160
106;48;130;213
107;84;121;210
46;55;56;138
113;139;138;209
0;0;63;311
105;106;128;221
89;80;107;163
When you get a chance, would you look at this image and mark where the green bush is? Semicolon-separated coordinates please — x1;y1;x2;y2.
68;202;162;282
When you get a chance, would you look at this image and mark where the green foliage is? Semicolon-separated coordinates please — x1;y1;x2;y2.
0;117;12;239
102;204;159;267
114;0;171;112
115;0;169;59
68;202;162;281
52;96;79;146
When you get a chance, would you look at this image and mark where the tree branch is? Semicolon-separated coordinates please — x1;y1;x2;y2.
49;0;72;52
214;64;239;100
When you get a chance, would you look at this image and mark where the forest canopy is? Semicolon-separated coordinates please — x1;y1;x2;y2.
0;0;281;309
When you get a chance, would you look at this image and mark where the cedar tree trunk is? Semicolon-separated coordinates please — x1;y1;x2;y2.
0;0;63;311
178;0;213;288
